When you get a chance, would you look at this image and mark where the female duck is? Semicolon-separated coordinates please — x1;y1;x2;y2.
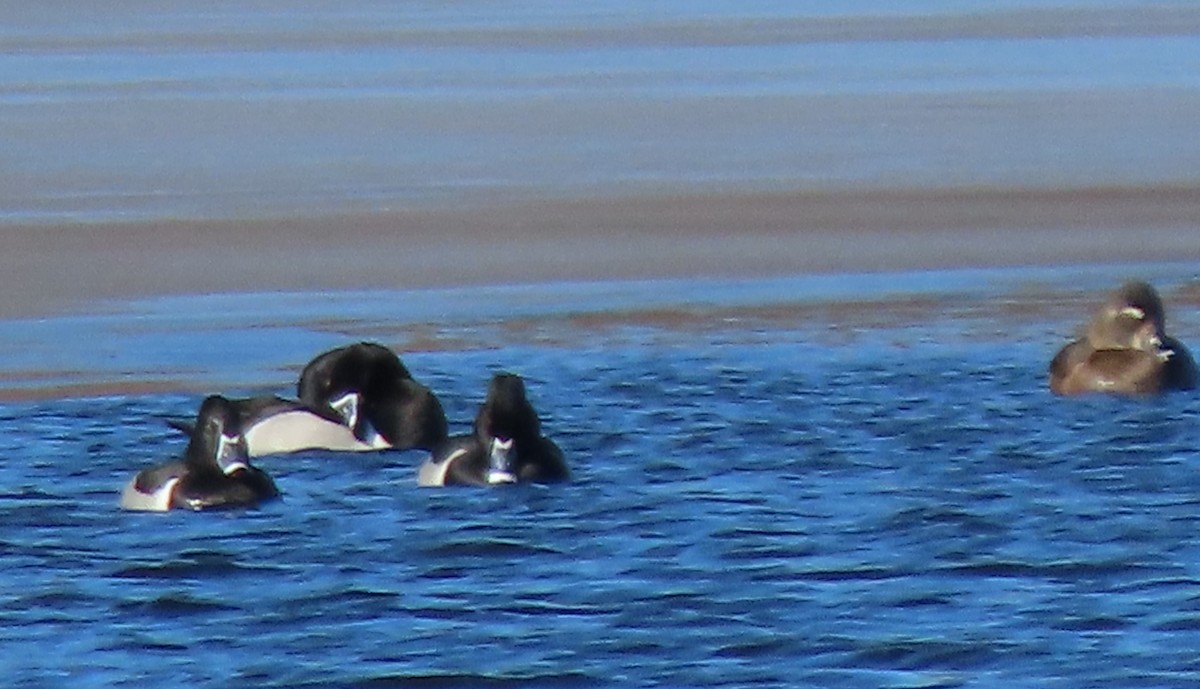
1049;280;1197;395
122;396;279;511
418;373;569;487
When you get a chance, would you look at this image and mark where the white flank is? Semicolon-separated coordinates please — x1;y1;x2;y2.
245;411;376;456
417;448;467;487
120;477;180;512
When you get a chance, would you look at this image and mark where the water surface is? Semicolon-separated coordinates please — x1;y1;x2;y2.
3;267;1200;687
4;3;1200;687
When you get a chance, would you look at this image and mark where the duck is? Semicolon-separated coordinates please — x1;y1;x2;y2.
1050;280;1197;395
121;395;279;511
298;342;449;452
418;373;569;487
166;391;389;457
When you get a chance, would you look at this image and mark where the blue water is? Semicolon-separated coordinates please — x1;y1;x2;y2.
4;268;1200;687
5;1;1200;685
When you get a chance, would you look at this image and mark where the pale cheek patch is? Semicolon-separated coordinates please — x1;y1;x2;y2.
1119;307;1146;320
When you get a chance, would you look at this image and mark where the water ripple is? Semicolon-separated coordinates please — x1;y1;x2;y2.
4;282;1200;687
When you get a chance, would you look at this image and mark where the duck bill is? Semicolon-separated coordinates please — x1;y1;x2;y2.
486;437;518;485
328;391;361;428
329;391;388;448
216;432;250;475
1132;321;1169;356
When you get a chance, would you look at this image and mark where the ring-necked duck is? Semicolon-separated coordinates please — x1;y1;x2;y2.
166;392;388;457
298;342;448;452
418;373;568;487
122;396;279;511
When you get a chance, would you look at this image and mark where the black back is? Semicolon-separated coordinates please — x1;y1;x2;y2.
298;342;413;403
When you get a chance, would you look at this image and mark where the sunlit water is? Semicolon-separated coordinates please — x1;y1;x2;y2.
3;267;1200;687
5;1;1200;686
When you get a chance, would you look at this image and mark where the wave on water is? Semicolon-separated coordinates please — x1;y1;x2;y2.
3;267;1200;686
